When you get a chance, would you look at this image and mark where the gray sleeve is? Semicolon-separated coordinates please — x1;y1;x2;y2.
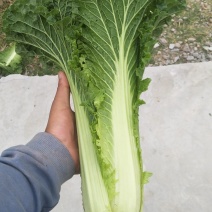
0;132;75;212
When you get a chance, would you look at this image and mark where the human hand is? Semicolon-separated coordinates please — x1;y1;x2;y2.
45;71;80;174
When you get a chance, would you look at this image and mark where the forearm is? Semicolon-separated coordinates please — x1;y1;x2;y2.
0;132;75;212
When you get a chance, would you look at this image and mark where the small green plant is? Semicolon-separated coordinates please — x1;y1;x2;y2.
0;43;22;75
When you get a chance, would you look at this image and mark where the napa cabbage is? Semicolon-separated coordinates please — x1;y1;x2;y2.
3;0;186;211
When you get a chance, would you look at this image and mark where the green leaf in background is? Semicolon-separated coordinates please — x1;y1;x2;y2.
0;43;22;74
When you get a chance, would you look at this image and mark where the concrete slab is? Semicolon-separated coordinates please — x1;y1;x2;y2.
141;62;212;212
0;61;212;212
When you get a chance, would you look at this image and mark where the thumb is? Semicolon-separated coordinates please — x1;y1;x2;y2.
52;71;70;109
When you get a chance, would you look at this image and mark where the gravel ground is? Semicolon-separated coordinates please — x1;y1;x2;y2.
150;0;212;66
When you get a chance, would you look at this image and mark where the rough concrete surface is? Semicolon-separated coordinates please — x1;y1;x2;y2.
0;62;212;212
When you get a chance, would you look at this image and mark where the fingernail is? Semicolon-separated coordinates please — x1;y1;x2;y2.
58;72;62;80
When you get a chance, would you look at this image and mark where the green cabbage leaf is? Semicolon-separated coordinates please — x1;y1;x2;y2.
3;0;185;211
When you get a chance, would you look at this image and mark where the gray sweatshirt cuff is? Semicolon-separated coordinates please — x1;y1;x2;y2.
26;132;75;184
